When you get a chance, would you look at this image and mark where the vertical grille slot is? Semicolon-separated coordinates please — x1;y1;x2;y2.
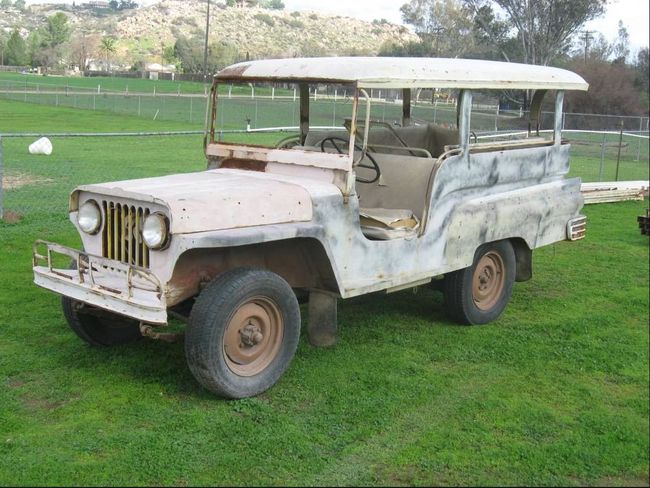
102;201;150;268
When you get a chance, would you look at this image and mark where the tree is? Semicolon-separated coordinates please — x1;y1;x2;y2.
264;0;285;8
43;12;71;48
26;31;42;67
468;2;518;61
577;32;612;62
464;0;607;65
635;47;649;93
5;29;28;66
399;0;476;57
174;36;202;73
565;60;644;117
612;20;630;64
70;33;99;70
99;36;117;71
14;0;24;9
1;0;13;8
0;33;6;66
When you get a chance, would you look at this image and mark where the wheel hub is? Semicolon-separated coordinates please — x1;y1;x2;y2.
223;297;284;377
472;251;505;311
240;323;264;347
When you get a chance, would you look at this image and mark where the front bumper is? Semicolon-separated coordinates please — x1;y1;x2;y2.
32;240;167;324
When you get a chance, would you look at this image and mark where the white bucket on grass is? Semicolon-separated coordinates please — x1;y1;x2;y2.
28;137;53;156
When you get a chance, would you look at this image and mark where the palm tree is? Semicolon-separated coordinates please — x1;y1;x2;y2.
99;36;117;72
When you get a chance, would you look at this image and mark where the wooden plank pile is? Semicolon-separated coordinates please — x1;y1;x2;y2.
638;209;650;236
581;181;649;205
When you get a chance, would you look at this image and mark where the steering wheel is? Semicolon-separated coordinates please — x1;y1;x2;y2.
274;134;302;149
318;136;381;184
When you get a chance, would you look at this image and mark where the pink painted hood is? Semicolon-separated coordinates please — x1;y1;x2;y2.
74;169;319;234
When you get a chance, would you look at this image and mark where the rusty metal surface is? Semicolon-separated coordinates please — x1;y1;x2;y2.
33;241;167;323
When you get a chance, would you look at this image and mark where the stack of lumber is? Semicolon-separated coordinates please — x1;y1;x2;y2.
581;181;649;204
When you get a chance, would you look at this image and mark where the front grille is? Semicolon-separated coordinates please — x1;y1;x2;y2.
102;201;150;268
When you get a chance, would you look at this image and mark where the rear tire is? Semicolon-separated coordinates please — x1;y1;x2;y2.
61;296;142;346
443;240;516;325
185;268;301;399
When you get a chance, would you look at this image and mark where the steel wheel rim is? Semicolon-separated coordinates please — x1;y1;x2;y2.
472;251;505;311
223;296;284;377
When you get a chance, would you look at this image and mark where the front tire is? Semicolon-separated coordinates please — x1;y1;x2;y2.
61;296;142;346
185;268;301;399
443;240;516;325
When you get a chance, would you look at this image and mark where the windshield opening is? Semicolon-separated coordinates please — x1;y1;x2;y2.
210;81;357;149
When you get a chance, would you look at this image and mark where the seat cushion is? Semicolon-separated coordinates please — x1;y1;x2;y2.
359;207;420;240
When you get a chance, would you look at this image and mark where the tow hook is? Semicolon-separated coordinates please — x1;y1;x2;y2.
139;323;184;343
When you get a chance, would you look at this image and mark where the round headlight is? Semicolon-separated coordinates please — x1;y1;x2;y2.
78;200;101;234
142;213;169;249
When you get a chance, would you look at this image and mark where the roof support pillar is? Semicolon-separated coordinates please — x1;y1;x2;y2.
458;89;472;157
402;88;411;127
554;91;564;146
299;83;310;145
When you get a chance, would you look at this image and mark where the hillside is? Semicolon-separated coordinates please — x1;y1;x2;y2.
0;1;417;67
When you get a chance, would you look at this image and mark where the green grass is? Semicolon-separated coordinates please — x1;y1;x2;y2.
0;99;648;486
0;71;208;95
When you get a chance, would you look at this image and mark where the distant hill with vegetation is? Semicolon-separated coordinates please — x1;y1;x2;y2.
0;0;418;71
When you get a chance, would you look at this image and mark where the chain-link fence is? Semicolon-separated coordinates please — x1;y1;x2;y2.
1;82;648;232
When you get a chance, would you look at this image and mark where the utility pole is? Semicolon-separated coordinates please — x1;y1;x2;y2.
581;30;594;63
203;0;211;83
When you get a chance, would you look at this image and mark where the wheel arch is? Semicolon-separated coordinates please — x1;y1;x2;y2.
509;237;533;282
166;237;340;306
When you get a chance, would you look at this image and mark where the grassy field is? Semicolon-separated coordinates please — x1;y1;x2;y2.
0;71;209;95
0;98;649;486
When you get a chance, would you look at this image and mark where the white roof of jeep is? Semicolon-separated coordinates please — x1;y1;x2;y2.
216;57;589;91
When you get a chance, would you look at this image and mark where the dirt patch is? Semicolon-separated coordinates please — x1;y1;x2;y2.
1;210;23;224
22;396;65;411
6;377;25;389
2;172;53;190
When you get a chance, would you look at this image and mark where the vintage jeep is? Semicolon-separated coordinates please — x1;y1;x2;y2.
33;57;588;398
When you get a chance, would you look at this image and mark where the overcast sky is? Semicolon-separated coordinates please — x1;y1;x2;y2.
25;0;649;51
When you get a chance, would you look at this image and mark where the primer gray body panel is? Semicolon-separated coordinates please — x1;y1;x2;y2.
177;143;582;298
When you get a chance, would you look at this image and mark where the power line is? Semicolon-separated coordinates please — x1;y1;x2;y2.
203;0;211;83
581;30;594;63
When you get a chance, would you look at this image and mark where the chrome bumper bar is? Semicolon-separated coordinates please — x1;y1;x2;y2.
32;240;167;324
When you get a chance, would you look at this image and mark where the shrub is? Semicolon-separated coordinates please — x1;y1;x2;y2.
254;13;275;27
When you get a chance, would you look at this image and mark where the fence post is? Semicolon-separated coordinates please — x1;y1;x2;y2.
0;135;4;220
615;121;624;181
433;98;438;125
636;117;643;162
598;132;607;182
